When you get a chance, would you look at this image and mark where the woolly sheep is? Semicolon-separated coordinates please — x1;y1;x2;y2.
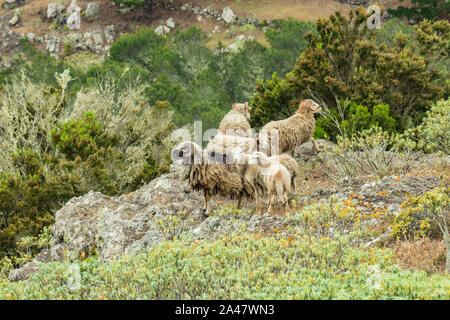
218;102;252;137
258;99;321;156
248;152;291;213
270;153;299;191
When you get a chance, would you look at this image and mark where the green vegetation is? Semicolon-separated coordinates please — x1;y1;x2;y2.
0;70;174;264
1;202;448;299
388;0;450;23
250;10;450;140
0;8;449;298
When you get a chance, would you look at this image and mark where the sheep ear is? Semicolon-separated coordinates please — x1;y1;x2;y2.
231;103;237;110
296;100;307;113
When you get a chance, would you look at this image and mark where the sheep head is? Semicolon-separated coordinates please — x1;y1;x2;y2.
296;99;321;116
232;102;251;120
171;141;203;165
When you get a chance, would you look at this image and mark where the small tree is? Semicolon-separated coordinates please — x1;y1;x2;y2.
392;187;450;273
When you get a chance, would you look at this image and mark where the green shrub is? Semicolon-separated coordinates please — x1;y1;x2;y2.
1;232;449;299
391;187;449;240
0;70;175;260
397;98;450;153
388;0;450;23
253;10;449;138
325;127;412;181
249;72;296;128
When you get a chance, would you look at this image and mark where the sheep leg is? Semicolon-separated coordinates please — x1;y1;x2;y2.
311;137;321;152
236;195;242;209
203;191;212;217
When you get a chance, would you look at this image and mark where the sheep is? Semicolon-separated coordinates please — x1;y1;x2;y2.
230;150;266;207
171;141;254;216
248;152;291;213
270;154;299;191
258;99;322;156
218;102;252;137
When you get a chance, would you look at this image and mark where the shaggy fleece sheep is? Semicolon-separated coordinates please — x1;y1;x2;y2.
218;102;252;137
249;152;291;213
171;141;254;215
258;99;321;156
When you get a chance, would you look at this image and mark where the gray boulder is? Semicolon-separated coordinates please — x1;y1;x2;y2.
8;15;19;26
85;3;100;20
222;7;236;23
166;17;175;29
155;25;170;36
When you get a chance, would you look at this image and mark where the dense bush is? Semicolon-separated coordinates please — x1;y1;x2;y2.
249;73;296;128
0;71;175;262
391;187;449;240
396;98;450;153
324;127;413;181
391;186;449;272
314;101;396;140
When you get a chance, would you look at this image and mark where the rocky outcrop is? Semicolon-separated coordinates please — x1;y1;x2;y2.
155;25;170;36
47;2;66;24
8;169;291;281
8;155;442;282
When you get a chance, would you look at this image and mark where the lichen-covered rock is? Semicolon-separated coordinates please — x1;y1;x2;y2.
50;172;207;262
8;15;19;26
294;139;336;160
166;17;175;29
85;3;100;20
8;249;51;282
222;7;236;23
155;25;170;36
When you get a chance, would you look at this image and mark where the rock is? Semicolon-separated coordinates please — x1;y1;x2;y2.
6;0;18;3
26;33;35;42
49;172;207;262
294;139;335;159
196;15;202;22
235;34;246;41
155;25;170;36
6;170;289;281
166;17;175;29
47;2;66;24
91;28;104;46
85;3;100;20
228;41;244;52
66;0;81;30
8;249;51;282
222;7;236;23
8;15;19;26
104;25;115;43
45;34;61;53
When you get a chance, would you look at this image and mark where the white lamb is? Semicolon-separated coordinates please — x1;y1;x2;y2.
248;152;291;213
